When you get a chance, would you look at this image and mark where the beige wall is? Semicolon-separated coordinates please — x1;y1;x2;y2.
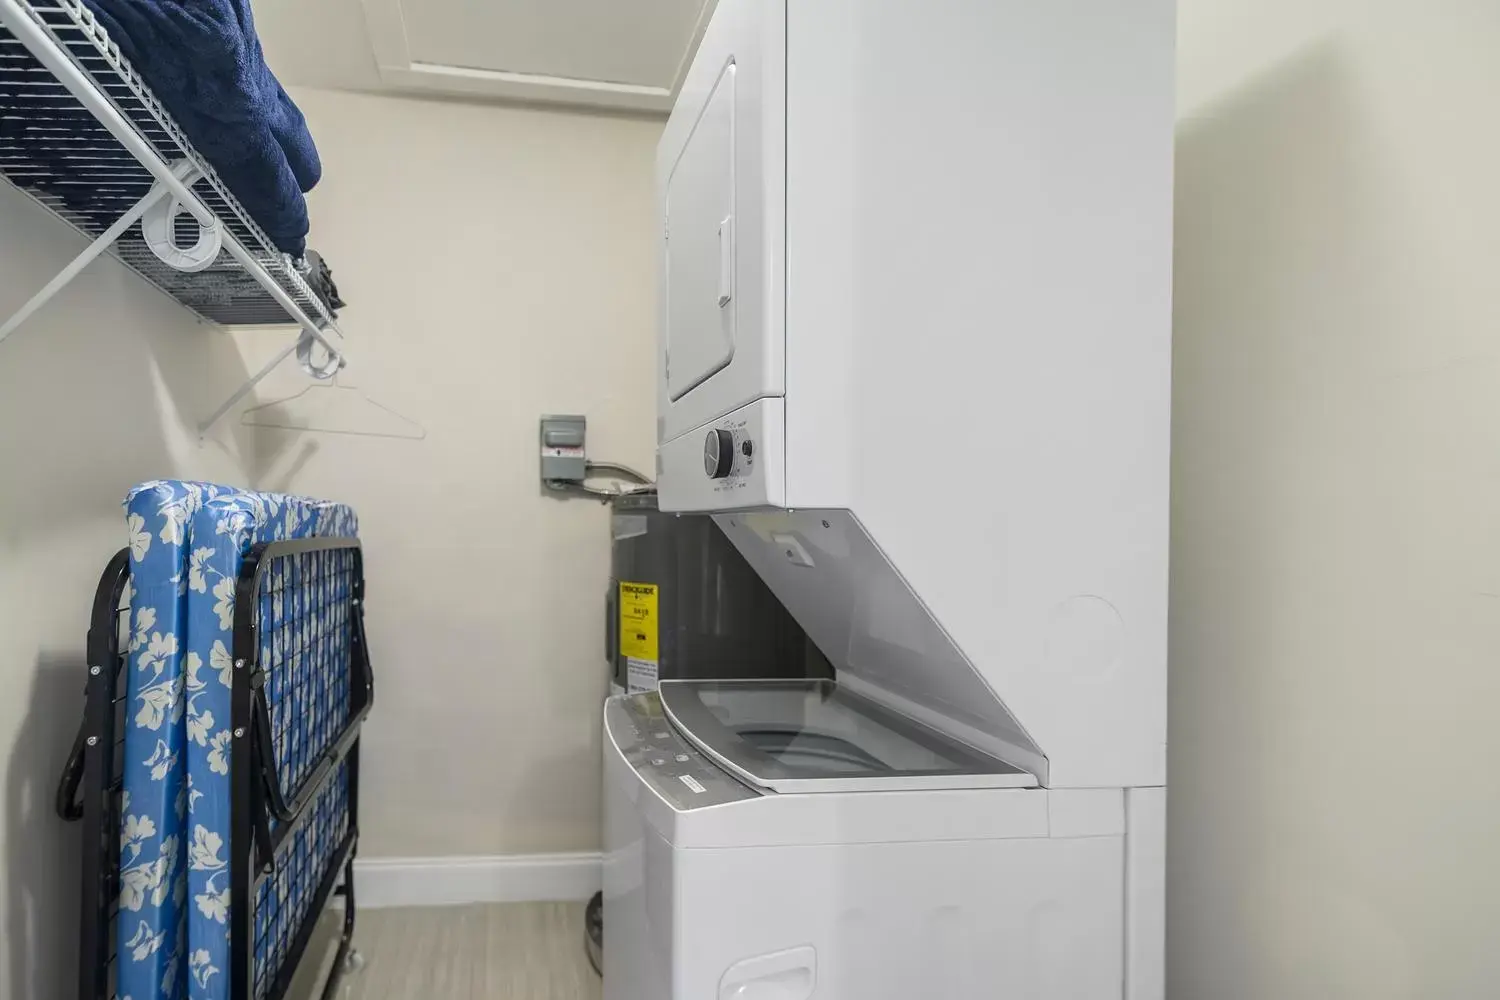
1170;2;1500;997
244;87;660;857
0;187;258;999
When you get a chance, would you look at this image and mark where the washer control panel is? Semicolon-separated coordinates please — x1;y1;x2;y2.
606;692;757;809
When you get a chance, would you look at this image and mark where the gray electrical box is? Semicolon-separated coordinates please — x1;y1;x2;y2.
540;414;587;484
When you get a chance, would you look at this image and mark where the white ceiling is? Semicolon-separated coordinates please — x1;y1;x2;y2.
253;0;713;114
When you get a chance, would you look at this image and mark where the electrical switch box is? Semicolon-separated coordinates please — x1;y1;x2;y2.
540;414;587;484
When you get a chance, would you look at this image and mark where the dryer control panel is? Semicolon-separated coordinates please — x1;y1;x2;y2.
659;397;784;512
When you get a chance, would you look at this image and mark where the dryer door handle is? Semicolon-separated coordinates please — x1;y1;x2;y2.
719;945;816;1000
717;214;736;308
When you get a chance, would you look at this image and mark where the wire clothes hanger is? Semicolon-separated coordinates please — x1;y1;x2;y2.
239;372;427;440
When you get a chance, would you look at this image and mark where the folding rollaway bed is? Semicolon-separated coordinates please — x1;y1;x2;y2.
56;482;373;1000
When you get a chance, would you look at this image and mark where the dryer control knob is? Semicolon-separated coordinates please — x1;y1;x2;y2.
703;428;735;479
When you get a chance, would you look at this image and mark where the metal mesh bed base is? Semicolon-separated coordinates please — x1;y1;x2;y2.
58;530;373;1000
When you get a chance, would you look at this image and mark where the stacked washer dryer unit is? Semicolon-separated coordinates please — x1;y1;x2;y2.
603;2;1174;998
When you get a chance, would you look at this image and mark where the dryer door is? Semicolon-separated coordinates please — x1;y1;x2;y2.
657;0;784;443
665;62;737;404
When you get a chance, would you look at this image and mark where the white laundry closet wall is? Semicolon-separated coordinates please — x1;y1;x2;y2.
232;87;659;883
1170;1;1500;996
0;187;260;998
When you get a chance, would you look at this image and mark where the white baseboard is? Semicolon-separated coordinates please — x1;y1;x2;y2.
354;852;602;910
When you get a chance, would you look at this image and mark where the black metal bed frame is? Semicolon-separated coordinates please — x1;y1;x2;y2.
56;537;374;1000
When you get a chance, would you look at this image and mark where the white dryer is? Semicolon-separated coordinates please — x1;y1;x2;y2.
604;683;1151;1000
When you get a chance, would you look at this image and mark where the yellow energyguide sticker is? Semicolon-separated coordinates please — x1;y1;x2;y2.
618;582;659;662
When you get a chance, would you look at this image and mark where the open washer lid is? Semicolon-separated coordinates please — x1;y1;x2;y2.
658;679;1036;793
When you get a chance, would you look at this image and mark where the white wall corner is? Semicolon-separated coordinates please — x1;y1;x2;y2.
354;852;603;910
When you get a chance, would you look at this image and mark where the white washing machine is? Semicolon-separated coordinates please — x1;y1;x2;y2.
603;682;1158;1000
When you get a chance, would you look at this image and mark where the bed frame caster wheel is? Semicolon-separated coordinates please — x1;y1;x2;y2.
342;949;365;974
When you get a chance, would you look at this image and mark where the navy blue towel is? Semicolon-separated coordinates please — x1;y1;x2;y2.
82;0;320;256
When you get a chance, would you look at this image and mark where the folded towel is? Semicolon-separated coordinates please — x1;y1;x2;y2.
82;0;320;256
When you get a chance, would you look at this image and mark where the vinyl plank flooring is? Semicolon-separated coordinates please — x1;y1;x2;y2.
287;902;601;1000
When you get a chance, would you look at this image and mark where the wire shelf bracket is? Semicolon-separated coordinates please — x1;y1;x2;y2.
0;0;348;434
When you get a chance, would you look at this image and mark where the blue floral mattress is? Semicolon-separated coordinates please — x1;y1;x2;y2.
118;481;358;1000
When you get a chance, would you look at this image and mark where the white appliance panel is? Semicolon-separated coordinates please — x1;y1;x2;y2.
671;836;1124;1000
603;745;671;1000
656;0;784;442
1126;786;1168;999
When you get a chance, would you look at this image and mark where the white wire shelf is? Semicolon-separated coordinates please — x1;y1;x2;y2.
0;0;339;331
0;0;348;434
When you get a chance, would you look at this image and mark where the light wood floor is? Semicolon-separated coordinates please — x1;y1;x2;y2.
288;902;602;1000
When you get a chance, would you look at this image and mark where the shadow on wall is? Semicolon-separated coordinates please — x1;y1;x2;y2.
1166;32;1468;1000
6;654;85;1000
0;187;258;538
249;434;323;495
1169;38;1359;999
0;186;259;991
